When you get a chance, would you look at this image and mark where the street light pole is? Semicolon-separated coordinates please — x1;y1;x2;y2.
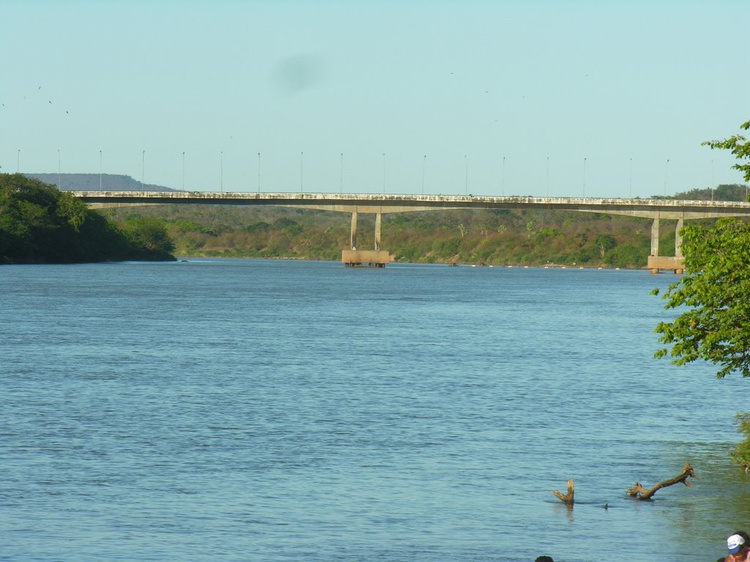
501;156;506;196
382;152;386;193
464;154;468;195
629;157;633;197
583;157;587;197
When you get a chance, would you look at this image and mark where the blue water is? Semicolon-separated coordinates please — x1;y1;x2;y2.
1;260;748;561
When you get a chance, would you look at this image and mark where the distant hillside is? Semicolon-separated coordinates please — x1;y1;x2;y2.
23;173;177;192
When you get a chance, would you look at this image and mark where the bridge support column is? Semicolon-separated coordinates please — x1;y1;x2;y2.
350;211;358;250
650;218;660;258
375;212;382;251
647;217;685;275
342;209;390;267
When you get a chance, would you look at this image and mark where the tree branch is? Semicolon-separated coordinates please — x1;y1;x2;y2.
552;479;575;505
625;462;697;500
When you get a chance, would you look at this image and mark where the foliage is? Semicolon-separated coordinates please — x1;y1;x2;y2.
676;184;750;202
702;120;750;186
652;218;750;378
0;173;175;264
731;412;750;470
101;203;662;267
120;217;175;258
595;234;616;257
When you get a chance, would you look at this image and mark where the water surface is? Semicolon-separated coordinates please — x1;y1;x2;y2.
1;260;748;561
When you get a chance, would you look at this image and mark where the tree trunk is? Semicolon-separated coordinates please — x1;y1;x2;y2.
626;462;697;500
553;479;575;505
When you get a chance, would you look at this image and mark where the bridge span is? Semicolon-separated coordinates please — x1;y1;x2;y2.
69;190;750;271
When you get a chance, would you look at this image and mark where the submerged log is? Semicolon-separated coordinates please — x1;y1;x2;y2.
553;479;575;505
626;462;697;500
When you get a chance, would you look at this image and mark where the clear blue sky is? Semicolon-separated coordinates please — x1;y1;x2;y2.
2;0;748;198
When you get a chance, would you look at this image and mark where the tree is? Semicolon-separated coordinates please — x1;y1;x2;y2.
121;217;175;258
653;219;750;468
653;120;750;380
702;120;750;186
653;218;750;378
731;413;750;471
0;173;175;263
654;119;750;469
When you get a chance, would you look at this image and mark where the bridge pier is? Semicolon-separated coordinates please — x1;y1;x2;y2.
342;210;390;267
647;218;685;274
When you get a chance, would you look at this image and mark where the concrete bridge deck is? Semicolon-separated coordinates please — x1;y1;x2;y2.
68;190;750;272
68;191;750;220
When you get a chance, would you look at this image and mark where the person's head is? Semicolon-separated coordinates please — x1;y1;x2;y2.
535;557;554;562
728;532;749;556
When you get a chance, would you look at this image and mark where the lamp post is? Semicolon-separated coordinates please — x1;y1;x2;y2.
382;152;386;193
629;157;633;197
546;156;549;197
220;151;224;193
257;152;261;193
422;154;426;195
300;151;304;192
141;150;145;190
664;159;670;195
583;157;587;197
182;151;185;190
502;156;506;196
464;154;468;195
340;152;343;193
99;150;102;190
57;149;61;189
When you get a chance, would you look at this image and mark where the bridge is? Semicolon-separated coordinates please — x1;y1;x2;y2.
69;190;750;271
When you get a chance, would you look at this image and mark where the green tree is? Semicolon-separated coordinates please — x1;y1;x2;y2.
595;234;617;258
652;219;750;468
731;413;750;470
702;120;750;187
121;217;175;257
0;173;176;263
653;218;750;378
657;121;750;469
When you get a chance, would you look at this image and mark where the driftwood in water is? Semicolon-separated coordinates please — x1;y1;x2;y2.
553;479;575;505
625;462;697;500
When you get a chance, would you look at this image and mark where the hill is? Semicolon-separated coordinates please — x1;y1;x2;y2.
23;173;176;192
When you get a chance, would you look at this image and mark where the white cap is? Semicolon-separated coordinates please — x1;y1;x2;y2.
728;534;745;554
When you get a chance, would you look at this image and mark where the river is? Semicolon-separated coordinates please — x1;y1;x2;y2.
1;259;748;561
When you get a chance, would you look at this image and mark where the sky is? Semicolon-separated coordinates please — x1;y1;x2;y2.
1;0;749;198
